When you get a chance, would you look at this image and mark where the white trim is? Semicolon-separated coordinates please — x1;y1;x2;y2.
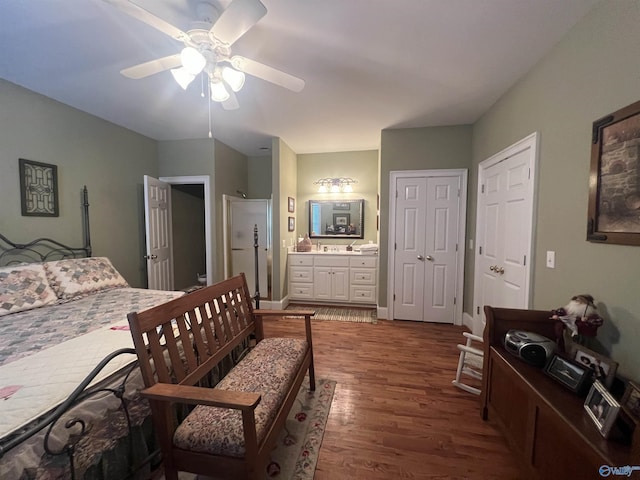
387;169;468;325
160;175;213;286
472;132;538;334
377;306;388;320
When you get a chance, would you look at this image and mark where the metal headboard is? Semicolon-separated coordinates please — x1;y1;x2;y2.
0;186;92;266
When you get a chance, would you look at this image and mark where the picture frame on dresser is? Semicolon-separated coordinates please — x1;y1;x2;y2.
584;380;620;438
570;344;618;388
544;354;591;394
621;381;640;421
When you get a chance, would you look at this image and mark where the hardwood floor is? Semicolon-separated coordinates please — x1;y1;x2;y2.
263;316;521;480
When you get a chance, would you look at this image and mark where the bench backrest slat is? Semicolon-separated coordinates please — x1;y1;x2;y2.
128;273;257;389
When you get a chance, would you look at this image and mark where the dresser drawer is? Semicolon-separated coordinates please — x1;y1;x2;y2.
350;268;376;285
349;256;377;268
289;283;314;300
350;285;376;304
290;266;313;283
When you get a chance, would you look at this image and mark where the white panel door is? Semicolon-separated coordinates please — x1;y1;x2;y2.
144;175;174;291
393;175;460;323
474;134;536;331
393;177;427;321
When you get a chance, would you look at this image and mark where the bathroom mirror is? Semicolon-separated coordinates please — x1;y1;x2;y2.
308;199;364;239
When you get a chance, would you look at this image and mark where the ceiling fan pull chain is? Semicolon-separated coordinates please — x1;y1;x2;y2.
201;72;205;98
208;81;213;139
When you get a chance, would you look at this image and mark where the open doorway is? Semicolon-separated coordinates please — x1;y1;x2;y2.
171;183;206;290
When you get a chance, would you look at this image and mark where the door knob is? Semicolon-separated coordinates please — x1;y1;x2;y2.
144;254;158;260
425;255;434;261
490;265;496;271
497;266;505;274
417;255;425;261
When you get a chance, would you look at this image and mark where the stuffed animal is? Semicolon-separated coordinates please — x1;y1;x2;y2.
551;294;604;338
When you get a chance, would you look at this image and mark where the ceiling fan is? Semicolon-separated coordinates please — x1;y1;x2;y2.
103;0;305;111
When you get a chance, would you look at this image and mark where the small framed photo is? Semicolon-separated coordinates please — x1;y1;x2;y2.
584;380;620;438
333;213;350;226
288;216;295;232
544;354;591;394
288;197;295;213
621;381;640;421
570;344;618;388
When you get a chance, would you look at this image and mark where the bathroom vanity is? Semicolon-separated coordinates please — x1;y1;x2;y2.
288;250;377;305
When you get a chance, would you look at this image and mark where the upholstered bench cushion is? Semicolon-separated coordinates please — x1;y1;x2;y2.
172;337;308;457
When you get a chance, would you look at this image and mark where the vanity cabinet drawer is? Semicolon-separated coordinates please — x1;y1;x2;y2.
314;256;350;267
350;285;376;303
289;255;313;266
290;266;313;283
290;283;314;299
349;257;377;268
350;268;376;285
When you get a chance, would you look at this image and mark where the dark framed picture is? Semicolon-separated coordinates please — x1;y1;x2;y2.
587;99;640;245
621;381;640;421
288;216;295;232
334;202;350;210
288;197;295;213
570;344;618;388
333;213;350;226
19;158;59;217
544;354;591;393
584;380;620;438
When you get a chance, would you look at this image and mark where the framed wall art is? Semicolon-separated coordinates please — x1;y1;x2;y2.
288;216;295;232
19;158;59;217
288;197;295;213
587;99;640;245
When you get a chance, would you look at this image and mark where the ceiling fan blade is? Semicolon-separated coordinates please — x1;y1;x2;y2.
230;56;305;92
222;92;240;111
211;0;267;46
103;0;189;42
121;54;182;79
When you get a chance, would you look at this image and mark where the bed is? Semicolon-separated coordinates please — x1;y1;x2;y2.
0;188;185;479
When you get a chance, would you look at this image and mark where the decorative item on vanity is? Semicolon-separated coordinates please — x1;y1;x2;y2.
504;330;556;367
296;234;313;252
550;294;604;349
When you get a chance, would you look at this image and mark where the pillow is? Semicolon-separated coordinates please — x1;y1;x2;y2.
0;263;58;316
45;257;129;301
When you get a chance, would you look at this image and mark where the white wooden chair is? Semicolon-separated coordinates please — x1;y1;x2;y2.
452;332;484;395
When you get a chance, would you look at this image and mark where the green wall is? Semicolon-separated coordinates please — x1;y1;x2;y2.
469;0;640;380
248;155;273;199
296;150;378;245
0;79;157;286
378;125;473;308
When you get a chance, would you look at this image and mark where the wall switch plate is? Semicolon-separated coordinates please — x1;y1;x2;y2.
282;240;286;248
546;251;555;268
469;239;474;250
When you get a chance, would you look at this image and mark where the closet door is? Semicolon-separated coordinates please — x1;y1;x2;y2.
392;174;461;323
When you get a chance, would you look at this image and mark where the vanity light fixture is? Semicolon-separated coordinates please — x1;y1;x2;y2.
314;177;358;193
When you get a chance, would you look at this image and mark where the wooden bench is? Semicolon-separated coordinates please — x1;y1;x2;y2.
127;273;315;480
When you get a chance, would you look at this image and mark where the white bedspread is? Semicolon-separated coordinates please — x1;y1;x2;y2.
0;287;184;440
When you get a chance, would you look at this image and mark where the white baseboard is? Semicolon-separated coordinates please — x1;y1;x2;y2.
257;298;286;310
377;306;388;320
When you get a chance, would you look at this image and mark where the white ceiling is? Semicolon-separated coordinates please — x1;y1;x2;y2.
0;0;598;156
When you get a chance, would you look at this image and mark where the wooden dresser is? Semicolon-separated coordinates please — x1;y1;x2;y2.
481;306;639;480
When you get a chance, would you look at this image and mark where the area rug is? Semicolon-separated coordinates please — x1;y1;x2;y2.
180;377;335;480
286;304;377;324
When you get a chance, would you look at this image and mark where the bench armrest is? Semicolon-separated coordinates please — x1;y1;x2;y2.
142;383;261;411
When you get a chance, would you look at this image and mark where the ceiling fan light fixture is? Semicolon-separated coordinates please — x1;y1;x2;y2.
211;80;230;102
171;67;196;90
181;47;206;75
221;66;245;92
